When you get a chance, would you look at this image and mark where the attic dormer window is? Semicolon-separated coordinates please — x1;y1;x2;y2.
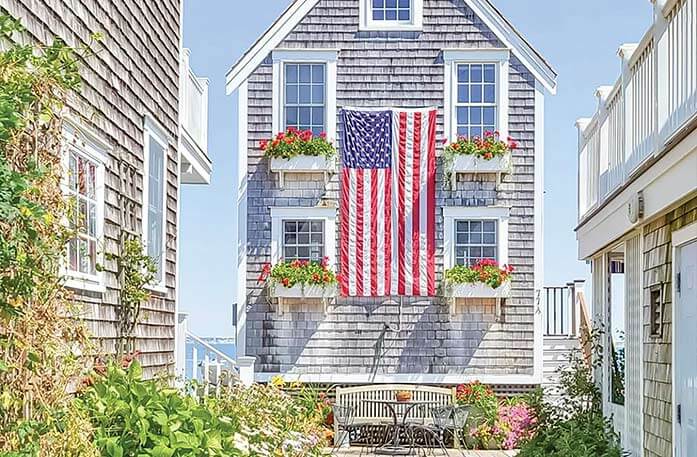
360;0;423;31
372;0;410;21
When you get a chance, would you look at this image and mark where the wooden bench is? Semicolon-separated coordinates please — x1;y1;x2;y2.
334;384;457;443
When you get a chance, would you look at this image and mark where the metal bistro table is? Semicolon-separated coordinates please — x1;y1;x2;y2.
362;399;439;455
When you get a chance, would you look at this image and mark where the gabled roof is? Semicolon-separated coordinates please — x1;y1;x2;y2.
225;0;558;95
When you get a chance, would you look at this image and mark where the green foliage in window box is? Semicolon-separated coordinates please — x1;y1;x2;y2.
259;127;336;159
258;257;337;288
444;259;513;289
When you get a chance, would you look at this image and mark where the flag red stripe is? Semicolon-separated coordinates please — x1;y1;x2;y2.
340;169;350;296
397;111;407;296
355;168;364;296
370;169;379;296
426;110;437;295
384;169;392;295
411;112;422;296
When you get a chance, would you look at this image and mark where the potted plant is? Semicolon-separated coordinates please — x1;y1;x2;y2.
258;257;338;300
261;127;336;187
395;390;412;402
443;131;516;188
444;259;513;299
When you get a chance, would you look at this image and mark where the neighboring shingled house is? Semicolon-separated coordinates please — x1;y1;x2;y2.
226;0;556;388
0;0;211;378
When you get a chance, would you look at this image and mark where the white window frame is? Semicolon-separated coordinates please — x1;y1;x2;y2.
443;49;510;143
442;206;510;271
270;207;337;268
142;115;169;293
61;120;109;293
359;0;423;31
271;49;338;142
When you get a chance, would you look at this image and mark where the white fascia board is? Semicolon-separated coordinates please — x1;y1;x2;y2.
225;0;323;94
442;48;510;62
236;81;249;356
465;0;557;94
533;80;545;383
224;0;557;95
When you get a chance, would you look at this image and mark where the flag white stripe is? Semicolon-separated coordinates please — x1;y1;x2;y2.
391;114;400;295
348;170;357;296
376;170;386;296
362;170;372;296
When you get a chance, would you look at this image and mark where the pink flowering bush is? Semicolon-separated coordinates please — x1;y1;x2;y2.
468;402;537;450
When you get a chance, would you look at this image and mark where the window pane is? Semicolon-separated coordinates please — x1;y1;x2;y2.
385;9;397;20
398;9;410;20
470;84;482;103
484;84;496;103
299;65;312;83
78;199;88;233
286;64;298;83
457;85;469;103
386;0;397;7
69;238;77;271
312;107;324;125
398;0;409;6
457;65;469;83
286;107;298;126
484;64;496;83
312;65;324;83
469;107;482;124
471;65;482;82
470;126;482;138
311;233;323;244
298;233;310;244
88;202;96;237
285;247;297;259
483;232;496;244
69;153;77;191
483;107;496;125
373;9;384;20
286;84;298;104
311;221;323;231
147;136;166;283
483;247;496;259
312;85;324;104
285;221;297;232
470;232;482;244
299;85;311;104
284;233;297;244
373;0;384;6
470;247;482;259
483;220;496;232
298;247;310;259
456;233;468;244
299;107;312;125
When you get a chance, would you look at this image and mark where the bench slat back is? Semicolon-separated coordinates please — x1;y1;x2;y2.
335;384;456;424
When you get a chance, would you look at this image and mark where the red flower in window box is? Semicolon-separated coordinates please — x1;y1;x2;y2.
260;127;335;160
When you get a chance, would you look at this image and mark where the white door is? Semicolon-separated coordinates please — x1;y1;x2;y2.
676;239;697;457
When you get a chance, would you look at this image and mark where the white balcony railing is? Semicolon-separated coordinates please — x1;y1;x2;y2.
179;48;211;184
577;0;697;220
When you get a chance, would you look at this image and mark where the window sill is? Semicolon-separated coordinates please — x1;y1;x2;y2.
273;283;337;315
64;276;106;294
145;283;168;296
359;23;423;32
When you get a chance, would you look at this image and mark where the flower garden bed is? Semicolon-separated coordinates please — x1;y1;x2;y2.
259;258;338;314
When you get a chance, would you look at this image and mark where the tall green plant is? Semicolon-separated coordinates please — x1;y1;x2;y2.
0;14;99;456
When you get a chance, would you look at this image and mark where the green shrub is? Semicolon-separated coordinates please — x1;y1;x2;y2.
78;362;329;457
518;328;627;457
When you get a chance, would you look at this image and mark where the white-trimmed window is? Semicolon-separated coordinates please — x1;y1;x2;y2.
270;207;336;266
443;206;509;270
272;50;337;140
443;49;510;142
142;117;169;291
61;121;108;292
359;0;423;31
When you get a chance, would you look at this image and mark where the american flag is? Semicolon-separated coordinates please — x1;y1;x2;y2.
340;108;437;297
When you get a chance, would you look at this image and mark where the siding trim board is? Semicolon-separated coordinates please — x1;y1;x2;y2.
225;0;557;95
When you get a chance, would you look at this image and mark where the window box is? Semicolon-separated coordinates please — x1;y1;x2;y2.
448;153;511;188
269;154;336;188
273;284;337;315
447;281;511;299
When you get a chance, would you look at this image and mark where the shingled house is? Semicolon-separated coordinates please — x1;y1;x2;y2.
226;0;556;388
0;0;210;378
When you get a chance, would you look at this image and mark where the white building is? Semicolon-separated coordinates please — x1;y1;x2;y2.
575;1;696;456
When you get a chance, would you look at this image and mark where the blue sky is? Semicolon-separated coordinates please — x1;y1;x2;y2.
179;0;652;336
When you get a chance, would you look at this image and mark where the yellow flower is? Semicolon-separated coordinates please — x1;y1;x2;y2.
270;375;285;388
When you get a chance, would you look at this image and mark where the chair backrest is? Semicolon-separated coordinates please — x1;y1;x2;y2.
335;384;456;424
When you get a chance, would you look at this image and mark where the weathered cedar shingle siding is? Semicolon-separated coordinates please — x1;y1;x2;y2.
245;0;538;377
642;195;697;457
1;0;181;378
